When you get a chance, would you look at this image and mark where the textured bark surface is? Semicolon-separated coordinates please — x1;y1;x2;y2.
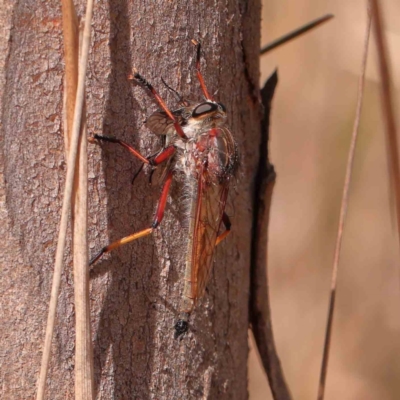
0;0;261;398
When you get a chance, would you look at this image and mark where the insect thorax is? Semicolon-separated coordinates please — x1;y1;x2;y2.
173;127;238;185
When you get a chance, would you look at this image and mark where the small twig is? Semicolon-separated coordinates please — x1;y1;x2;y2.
370;0;400;248
250;71;292;400
36;1;94;399
260;14;333;55
316;5;372;400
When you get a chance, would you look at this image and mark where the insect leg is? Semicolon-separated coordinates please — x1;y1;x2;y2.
130;71;188;140
150;145;176;166
191;39;212;100
215;212;231;246
93;134;149;164
94;134;175;182
174;318;189;339
143;146;176;185
89;171;173;265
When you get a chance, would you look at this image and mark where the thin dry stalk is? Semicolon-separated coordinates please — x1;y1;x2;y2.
251;14;337;400
316;5;372;400
370;0;400;248
260;14;333;55
36;1;94;399
70;11;94;400
61;0;79;152
61;1;94;397
73;113;93;399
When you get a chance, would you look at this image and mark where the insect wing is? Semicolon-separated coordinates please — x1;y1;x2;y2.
191;173;229;302
145;108;189;136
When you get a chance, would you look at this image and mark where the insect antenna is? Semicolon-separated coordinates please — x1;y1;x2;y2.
161;77;189;107
129;69;188;139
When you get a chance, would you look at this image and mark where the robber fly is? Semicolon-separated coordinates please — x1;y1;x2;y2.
90;40;238;337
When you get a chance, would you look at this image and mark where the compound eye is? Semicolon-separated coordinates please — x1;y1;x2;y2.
218;102;226;112
192;102;218;117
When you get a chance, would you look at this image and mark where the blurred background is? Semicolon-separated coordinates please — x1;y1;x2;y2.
248;1;400;399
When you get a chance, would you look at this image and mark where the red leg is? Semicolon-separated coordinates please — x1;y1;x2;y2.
133;146;176;184
191;40;212;101
90;171;173;265
151;171;172;228
94;134;149;164
129;71;188;140
150;146;175;166
94;134;175;167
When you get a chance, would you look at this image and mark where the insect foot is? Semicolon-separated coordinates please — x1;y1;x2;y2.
174;319;189;339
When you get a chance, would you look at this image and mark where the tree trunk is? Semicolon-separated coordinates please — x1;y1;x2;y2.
0;0;261;398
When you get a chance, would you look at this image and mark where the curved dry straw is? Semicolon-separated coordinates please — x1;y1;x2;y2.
317;4;372;400
36;0;94;399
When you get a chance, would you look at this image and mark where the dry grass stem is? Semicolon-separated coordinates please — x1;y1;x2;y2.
316;4;372;400
71;11;94;400
61;0;79;152
73;112;93;399
252;14;338;399
36;0;94;399
60;6;94;398
370;0;400;250
260;14;333;55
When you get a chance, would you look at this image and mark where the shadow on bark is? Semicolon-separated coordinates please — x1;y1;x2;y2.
91;1;156;397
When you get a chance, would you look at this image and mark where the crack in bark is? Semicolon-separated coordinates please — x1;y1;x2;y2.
240;39;259;104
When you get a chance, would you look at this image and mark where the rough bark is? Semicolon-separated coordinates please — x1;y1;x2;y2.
0;1;261;399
